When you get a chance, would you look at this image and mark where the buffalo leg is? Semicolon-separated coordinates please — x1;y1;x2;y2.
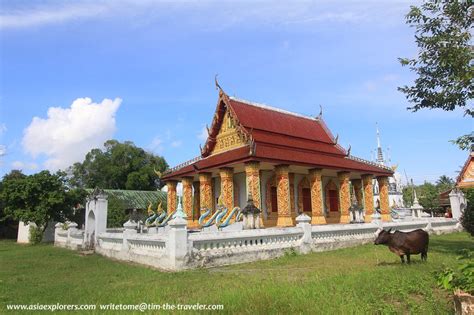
400;255;405;264
406;254;411;264
421;251;427;261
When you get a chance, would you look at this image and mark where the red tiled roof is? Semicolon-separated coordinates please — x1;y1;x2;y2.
162;92;393;179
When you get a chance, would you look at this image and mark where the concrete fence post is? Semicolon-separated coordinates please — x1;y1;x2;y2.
296;213;312;254
122;220;138;256
167;217;188;270
66;222;78;248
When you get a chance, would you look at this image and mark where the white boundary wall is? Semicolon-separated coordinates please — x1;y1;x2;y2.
55;216;462;271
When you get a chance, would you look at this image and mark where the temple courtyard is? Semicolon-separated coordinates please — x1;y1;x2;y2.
1;232;472;314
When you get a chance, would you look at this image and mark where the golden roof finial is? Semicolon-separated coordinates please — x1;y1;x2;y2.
153;167;162;178
157;202;163;213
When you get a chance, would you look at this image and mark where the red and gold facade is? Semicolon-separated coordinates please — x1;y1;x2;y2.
162;89;393;228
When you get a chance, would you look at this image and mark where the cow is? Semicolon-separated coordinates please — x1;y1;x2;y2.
374;228;429;264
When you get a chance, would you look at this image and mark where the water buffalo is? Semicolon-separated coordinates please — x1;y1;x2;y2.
374;228;429;263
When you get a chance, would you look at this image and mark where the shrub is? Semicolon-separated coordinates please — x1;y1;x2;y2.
436;250;474;295
461;203;474;237
28;225;43;244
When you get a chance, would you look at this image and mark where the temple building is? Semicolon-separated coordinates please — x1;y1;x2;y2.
162;88;394;228
372;125;404;209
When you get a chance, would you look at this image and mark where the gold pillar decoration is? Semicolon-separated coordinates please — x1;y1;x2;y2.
182;177;194;226
199;173;212;214
377;176;391;222
310;168;326;224
245;161;263;227
362;174;374;223
219;167;234;211
193;181;200;221
289;173;295;214
352;179;363;206
338;171;351;224
166;180;178;214
245;162;261;208
275;165;293;227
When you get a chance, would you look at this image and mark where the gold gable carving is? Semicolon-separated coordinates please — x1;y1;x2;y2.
458;159;474;188
211;109;247;155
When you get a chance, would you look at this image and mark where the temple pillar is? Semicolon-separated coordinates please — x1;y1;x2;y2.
182;177;194;227
377;176;391;222
352;179;363;206
362;174;374;223
199;173;212;215
275;165;293;227
166;180;178;214
309;168;325;224
219;168;234;211
245;161;263;227
289;173;295;214
338;172;351;224
192;181;200;221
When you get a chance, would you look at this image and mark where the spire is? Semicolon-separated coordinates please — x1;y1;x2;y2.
376;122;384;165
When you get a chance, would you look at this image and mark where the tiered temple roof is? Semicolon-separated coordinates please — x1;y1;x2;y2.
163;91;393;180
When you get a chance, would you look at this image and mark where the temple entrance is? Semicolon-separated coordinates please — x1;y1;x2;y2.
302;188;311;212
271;187;278;213
328;190;339;212
325;180;341;223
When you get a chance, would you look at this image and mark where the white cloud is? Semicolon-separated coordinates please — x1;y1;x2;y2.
171;140;182;148
0;0;420;30
0;123;6;137
149;136;163;154
22;97;121;171
197;126;207;142
11;161;38;171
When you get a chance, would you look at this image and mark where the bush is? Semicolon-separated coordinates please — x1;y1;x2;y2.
436;250;474;294
461;203;474;237
28;225;43;244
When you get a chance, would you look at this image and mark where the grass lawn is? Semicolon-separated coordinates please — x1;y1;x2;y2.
0;232;472;314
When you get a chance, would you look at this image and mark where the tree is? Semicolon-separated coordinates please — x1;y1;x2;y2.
436;175;455;192
417;182;441;212
67;140;168;190
1;171;84;243
399;0;473;149
402;186;415;207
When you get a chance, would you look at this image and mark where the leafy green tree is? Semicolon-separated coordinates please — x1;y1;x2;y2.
436;175;455;192
402;186;415;207
399;0;473;149
68;140;168;190
417;182;441;212
1;171;84;243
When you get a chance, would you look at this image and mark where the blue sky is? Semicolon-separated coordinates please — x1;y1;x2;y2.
0;0;472;184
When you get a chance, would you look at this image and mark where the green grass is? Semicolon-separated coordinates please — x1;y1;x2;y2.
1;233;472;314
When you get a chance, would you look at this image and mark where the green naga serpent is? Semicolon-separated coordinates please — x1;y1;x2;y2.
199;195;243;228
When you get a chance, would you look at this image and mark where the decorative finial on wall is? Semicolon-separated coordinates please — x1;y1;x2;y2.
347;144;351;156
334;134;339;145
318;105;323;119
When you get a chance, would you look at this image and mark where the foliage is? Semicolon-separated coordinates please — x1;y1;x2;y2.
67;140;168;190
402;186;414;207
107;196;129;228
436;175;454;192
399;0;473;149
0;171;83;240
436;249;474;294
1;233;472;314
417;182;441;211
461;207;474;237
28;225;44;244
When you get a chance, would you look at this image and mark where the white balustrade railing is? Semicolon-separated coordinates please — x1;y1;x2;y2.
55;217;460;271
190;228;303;253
